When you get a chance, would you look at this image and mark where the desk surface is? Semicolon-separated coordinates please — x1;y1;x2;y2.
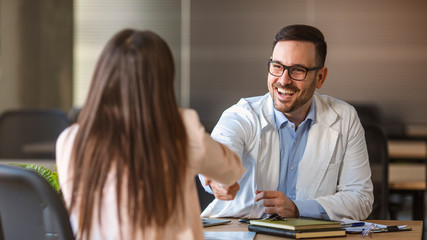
204;219;423;240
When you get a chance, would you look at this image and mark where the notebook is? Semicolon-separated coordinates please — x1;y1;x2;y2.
249;218;341;231
248;224;345;239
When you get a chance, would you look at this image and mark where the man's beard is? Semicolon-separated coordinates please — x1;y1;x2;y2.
272;80;316;114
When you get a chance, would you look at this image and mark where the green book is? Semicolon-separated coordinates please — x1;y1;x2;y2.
249;218;341;231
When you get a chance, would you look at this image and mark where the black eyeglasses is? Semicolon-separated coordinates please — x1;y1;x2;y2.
268;59;322;81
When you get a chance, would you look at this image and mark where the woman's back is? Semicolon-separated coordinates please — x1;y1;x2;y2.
55;29;244;239
56;108;244;239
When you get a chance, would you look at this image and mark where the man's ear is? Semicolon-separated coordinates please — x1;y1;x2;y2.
315;67;328;89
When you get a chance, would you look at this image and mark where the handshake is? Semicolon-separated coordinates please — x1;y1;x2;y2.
204;179;240;200
203;179;299;218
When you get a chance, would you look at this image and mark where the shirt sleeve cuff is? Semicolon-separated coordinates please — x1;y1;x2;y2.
198;174;214;194
293;199;330;220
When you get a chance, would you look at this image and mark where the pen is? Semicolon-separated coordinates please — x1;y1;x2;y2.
372;225;411;233
342;222;365;228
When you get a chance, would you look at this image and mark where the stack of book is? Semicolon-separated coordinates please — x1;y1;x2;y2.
248;218;346;239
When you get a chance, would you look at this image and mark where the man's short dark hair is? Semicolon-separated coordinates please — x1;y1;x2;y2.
273;24;327;67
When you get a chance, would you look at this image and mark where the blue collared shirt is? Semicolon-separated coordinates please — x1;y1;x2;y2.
274;99;329;219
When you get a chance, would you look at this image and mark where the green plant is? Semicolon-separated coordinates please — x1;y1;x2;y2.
9;163;61;194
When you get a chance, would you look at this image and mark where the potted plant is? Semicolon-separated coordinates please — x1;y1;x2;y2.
9;163;61;194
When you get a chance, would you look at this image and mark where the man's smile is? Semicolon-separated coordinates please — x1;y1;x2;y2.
276;87;298;101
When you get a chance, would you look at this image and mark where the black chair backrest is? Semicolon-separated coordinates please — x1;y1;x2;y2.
363;123;389;220
67;107;81;125
352;103;383;125
0;165;74;240
0;109;69;159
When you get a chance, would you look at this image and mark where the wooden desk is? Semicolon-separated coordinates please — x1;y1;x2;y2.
387;138;427;191
406;124;427;138
388;138;426;223
389;163;425;221
388;140;427;160
389;163;426;190
22;141;55;156
204;219;423;239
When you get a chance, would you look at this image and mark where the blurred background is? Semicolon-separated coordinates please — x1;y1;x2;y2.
0;0;426;235
0;0;426;132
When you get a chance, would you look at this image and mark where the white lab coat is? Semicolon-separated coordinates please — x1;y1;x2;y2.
201;93;373;220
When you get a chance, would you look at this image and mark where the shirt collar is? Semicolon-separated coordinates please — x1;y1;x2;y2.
273;98;316;129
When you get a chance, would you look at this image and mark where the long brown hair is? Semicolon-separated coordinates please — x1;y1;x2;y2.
69;29;187;239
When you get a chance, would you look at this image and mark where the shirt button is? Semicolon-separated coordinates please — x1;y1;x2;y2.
290;166;295;170
289;194;293;198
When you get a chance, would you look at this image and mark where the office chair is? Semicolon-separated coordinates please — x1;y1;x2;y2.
67;107;81;124
0;164;74;239
352;103;383;125
363;123;390;220
353;103;409;220
0;109;69;159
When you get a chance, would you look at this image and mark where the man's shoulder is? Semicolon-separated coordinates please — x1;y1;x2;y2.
232;93;271;111
315;93;355;111
314;93;359;125
218;93;273;128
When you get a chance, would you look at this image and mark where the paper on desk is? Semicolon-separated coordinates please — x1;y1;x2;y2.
341;217;407;233
204;231;256;240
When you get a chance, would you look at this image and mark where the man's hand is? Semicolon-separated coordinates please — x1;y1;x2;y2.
204;179;240;200
254;190;299;218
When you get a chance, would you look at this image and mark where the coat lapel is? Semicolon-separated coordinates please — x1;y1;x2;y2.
256;94;281;191
296;93;339;199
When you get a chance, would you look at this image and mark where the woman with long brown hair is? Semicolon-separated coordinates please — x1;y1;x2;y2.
55;29;244;240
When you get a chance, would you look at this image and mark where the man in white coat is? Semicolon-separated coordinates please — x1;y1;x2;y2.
199;24;373;221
